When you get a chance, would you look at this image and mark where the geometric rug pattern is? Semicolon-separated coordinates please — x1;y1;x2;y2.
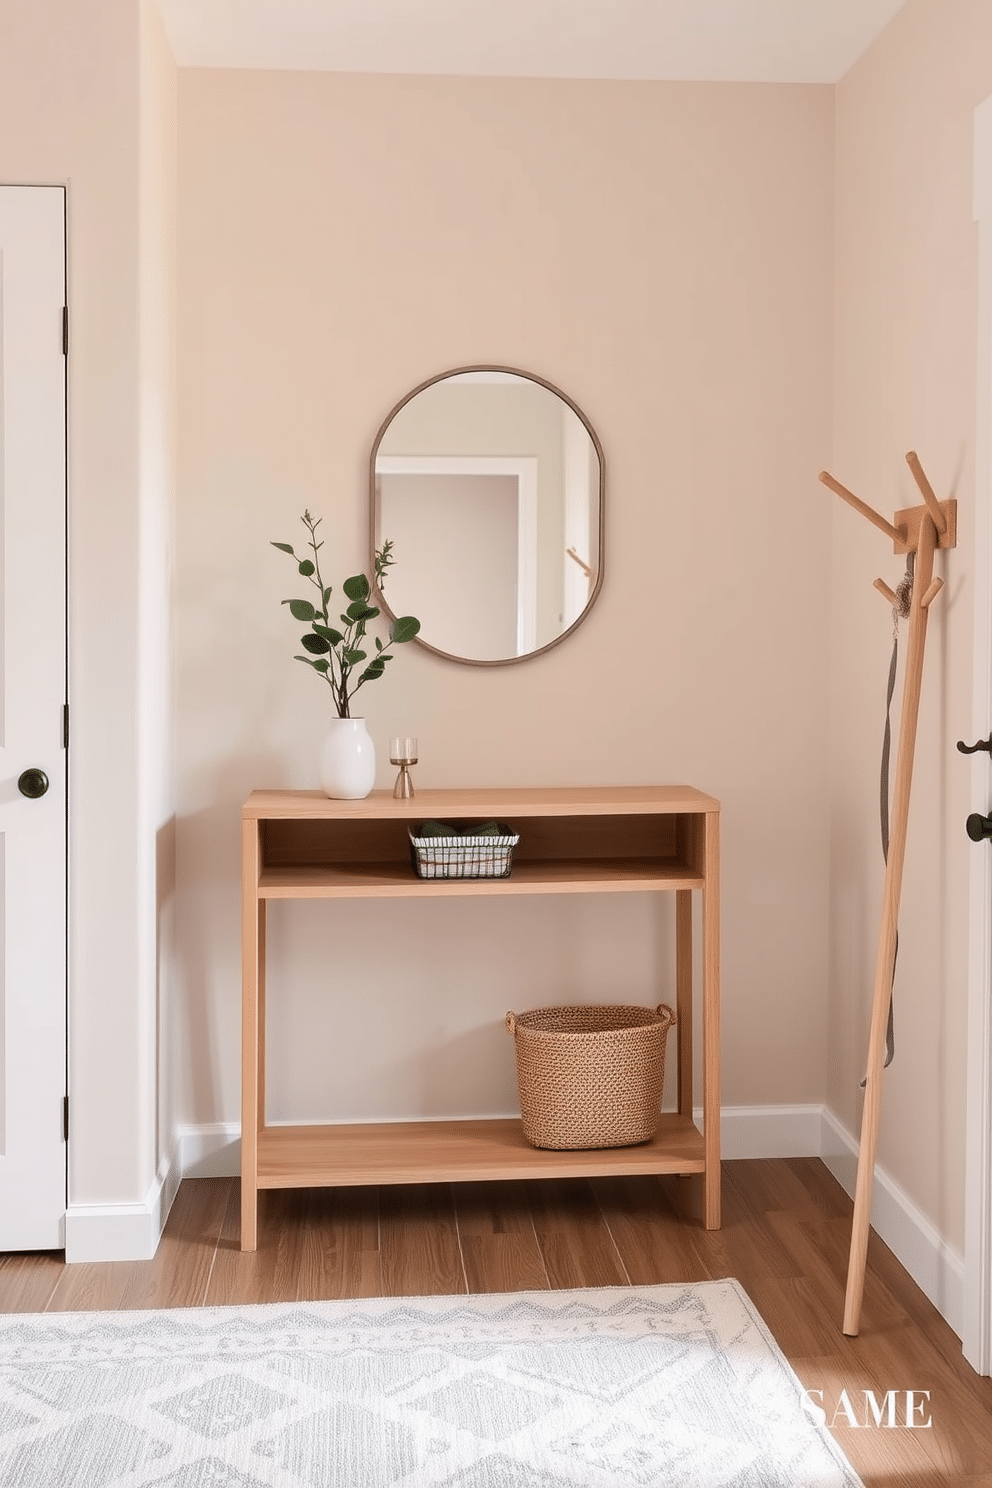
0;1280;864;1486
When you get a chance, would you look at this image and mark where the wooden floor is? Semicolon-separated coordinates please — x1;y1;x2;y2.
2;1158;990;1485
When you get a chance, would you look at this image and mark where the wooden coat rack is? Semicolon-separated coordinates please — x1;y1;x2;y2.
819;453;956;1337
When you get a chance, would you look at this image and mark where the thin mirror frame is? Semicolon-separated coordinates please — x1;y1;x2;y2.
369;365;605;667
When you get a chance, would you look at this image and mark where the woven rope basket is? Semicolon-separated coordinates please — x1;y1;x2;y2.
505;1003;677;1151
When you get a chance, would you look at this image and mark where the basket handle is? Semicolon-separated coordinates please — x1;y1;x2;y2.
505;1012;517;1035
655;1003;677;1027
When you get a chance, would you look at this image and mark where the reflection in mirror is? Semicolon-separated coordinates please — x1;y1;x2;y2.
370;368;604;664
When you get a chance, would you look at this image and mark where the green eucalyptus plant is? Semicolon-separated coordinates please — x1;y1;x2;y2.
272;510;420;719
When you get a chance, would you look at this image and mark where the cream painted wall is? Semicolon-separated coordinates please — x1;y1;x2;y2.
830;0;992;1253
176;74;835;1128
0;0;176;1217
4;0;987;1275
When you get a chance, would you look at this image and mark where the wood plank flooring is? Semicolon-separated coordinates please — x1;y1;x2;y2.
2;1157;990;1485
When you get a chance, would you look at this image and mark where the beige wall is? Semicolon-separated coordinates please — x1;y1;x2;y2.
176;73;835;1126
6;0;984;1278
3;0;989;1283
4;0;986;1280
830;0;992;1252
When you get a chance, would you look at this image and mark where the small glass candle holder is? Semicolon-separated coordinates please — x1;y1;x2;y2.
389;737;418;798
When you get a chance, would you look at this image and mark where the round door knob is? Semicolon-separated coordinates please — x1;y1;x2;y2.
17;767;49;799
966;812;992;842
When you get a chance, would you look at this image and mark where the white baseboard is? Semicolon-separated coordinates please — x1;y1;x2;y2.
819;1106;964;1338
64;1143;182;1264
110;1108;960;1340
705;1102;827;1160
708;1103;963;1334
178;1122;241;1178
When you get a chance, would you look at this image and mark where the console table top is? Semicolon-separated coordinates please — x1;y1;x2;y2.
243;784;720;820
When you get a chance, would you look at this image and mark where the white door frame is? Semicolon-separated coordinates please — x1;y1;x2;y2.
964;92;992;1376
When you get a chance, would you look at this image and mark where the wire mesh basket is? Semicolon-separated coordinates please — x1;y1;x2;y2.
409;821;520;880
505;1003;677;1150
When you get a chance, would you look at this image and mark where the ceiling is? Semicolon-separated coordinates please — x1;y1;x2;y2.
157;0;908;84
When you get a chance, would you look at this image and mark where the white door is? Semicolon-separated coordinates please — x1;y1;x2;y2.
0;186;67;1251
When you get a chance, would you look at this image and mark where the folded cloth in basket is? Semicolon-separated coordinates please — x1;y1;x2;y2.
416;819;504;837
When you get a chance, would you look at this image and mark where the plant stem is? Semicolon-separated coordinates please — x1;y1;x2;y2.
303;511;349;715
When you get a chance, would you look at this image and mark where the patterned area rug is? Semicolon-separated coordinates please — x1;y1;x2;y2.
0;1280;863;1486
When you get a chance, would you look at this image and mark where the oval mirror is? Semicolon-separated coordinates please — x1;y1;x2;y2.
370;367;604;665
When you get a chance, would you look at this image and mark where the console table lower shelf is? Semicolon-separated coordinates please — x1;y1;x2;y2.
254;1114;706;1189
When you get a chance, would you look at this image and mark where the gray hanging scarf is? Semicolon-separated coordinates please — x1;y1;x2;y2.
862;551;915;1086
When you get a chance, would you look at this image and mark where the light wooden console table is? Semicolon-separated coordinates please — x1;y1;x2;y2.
241;784;720;1250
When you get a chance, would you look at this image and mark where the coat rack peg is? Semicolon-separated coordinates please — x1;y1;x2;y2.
873;578;899;607
905;451;947;535
920;577;944;609
819;470;905;544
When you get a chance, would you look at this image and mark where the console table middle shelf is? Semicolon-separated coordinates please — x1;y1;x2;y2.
241;784;720;1250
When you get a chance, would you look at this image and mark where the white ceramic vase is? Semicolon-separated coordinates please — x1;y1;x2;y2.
320;717;376;799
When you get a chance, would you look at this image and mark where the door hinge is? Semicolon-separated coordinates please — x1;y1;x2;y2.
62;703;69;748
63;1095;69;1141
62;305;68;356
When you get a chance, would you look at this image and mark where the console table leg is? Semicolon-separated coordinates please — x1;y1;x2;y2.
702;812;721;1229
240;1174;258;1253
675;890;693;1120
241;821;263;1251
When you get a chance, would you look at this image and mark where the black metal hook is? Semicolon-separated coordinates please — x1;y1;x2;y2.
957;735;992;756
